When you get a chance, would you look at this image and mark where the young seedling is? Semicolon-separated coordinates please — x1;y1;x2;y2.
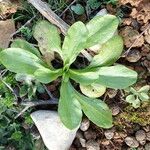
125;85;150;108
15;74;45;100
0;15;137;129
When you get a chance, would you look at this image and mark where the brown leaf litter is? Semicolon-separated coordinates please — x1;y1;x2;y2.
0;19;15;48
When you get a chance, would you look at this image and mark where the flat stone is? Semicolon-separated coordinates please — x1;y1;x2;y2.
135;130;146;141
86;140;100;150
145;143;150;150
125;136;139;148
104;129;115;140
80;118;90;131
31;110;79;150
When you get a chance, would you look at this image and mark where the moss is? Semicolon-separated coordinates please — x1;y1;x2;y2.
114;104;150;127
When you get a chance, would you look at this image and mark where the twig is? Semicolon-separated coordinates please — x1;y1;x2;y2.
42;84;57;100
60;0;76;17
28;0;69;35
14;99;58;119
123;24;150;57
10;15;36;38
0;79;18;100
15;106;30;119
15;99;58;106
27;0;92;61
0;69;8;77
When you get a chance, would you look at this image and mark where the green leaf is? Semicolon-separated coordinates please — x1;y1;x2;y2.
58;81;82;129
15;74;34;85
138;85;150;93
80;83;106;98
0;48;46;75
34;67;63;84
28;85;36;99
88;36;123;68
76;91;112;128
86;15;119;48
96;65;138;89
11;39;41;57
87;0;101;9
130;87;138;95
19;84;28;97
11;131;22;141
126;94;135;103
69;69;99;85
71;4;85;15
139;93;149;101
33;20;62;60
132;97;141;108
62;21;88;66
36;82;45;93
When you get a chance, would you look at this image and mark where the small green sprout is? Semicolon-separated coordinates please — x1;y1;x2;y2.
125;85;150;108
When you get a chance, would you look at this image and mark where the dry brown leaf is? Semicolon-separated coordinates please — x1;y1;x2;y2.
141;24;150;44
119;0;150;24
0;0;19;19
0;19;15;48
122;18;132;26
130;0;150;24
141;44;150;56
120;26;144;48
119;0;143;7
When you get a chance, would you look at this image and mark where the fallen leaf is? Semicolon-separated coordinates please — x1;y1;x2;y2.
0;0;19;19
0;19;15;48
120;26;144;48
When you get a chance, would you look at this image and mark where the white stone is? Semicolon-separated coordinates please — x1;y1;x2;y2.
31;110;79;150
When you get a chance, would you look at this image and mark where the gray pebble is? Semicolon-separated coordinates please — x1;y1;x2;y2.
125;137;139;148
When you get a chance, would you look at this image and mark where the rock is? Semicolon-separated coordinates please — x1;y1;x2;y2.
31;110;79;150
79;138;86;148
146;132;150;141
145;143;150;150
76;131;86;147
111;106;120;116
139;140;146;146
143;126;150;132
135;130;146;142
145;35;150;44
104;129;115;140
96;8;108;16
125;137;139;148
119;132;127;138
126;49;141;62
84;130;97;140
113;132;121;139
107;89;118;98
80;118;90;131
137;147;145;150
86;140;100;150
100;139;110;146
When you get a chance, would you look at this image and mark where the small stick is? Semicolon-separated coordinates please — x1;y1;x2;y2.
59;0;76;17
15;106;30;119
16;99;58;106
28;0;69;35
10;15;36;38
0;79;18;100
27;0;92;61
42;84;57;100
14;99;58;119
123;24;150;57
